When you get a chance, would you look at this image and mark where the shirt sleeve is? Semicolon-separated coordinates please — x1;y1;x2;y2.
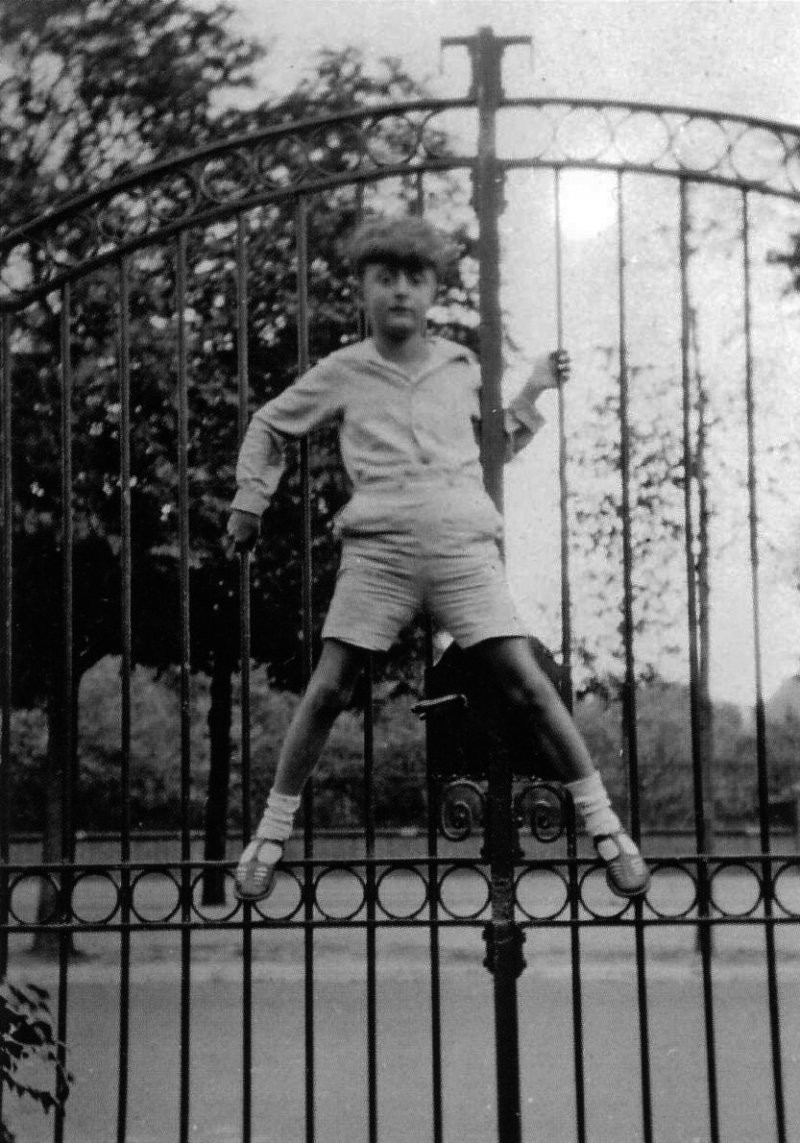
471;371;548;461
503;356;555;459
231;358;344;515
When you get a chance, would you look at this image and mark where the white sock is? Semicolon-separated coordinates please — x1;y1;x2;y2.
247;790;301;864
566;772;621;839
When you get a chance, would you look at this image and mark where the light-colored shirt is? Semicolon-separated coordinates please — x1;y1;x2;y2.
232;335;549;539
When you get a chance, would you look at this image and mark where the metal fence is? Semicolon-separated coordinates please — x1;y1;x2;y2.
2;26;800;1143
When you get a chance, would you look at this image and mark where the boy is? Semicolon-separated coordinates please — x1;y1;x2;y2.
227;215;649;902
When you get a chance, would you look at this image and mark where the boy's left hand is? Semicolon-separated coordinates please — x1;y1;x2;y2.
529;349;571;392
550;348;571;386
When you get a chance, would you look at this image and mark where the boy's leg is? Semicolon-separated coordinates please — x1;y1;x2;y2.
272;639;367;796
467;636;650;898
235;639;365;900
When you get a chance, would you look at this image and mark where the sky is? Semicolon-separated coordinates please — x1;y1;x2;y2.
200;0;800;707
212;0;800;126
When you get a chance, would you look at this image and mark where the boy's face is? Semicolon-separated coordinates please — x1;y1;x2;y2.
360;261;438;342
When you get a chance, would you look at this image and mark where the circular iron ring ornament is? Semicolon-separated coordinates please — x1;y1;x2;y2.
729;125;788;183
375;864;430;921
129;868;182;924
8;872;62;925
249;866;305;922
708;860;764;918
577;864;636;920
70;870;122;925
673;115;730;174
4;98;800;307
196;149;258;205
306;123;366;176
97;189;153;241
313;864;368;922
555;106;614;162
364;113;423;167
644;861;699;920
772;860;800;918
437;863;491;920
190;868;242;923
514;866;570;921
613;109;672;166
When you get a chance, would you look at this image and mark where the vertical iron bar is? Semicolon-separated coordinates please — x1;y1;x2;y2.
554;170;574;711
554;171;586;1143
474;31;506;519
485;755;523;1143
0;310;11;1143
116;257;133;1143
176;230;192;1143
471;28;523;1143
236;212;254;1143
418;177;443;1143
616;172;653;1143
742;190;786;1143
423;620;444;1143
59;284;75;865
0;313;11;990
54;283;74;1143
414;171;425;216
616;174;641;840
364;655;378;1143
0;312;10;1143
296;196;316;1143
679;180;720;1143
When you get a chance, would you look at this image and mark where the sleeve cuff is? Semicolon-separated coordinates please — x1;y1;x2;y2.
231;489;268;516
505;401;545;436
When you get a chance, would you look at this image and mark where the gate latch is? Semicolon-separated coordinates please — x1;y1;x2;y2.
411;693;468;720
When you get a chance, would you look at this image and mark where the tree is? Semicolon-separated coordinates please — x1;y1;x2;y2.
1;0;265;948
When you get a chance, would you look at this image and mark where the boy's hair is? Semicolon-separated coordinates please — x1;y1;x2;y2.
344;215;456;278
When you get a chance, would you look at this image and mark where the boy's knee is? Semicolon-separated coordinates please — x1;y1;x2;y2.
307;673;355;716
506;671;560;719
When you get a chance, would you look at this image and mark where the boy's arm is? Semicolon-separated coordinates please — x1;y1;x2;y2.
503;350;570;460
230;358;344;520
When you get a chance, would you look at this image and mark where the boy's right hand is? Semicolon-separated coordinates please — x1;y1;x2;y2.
224;509;260;557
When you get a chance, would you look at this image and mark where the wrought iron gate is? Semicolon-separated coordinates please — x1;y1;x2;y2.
2;25;800;1143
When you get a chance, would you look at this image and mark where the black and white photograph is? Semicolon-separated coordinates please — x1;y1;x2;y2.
2;2;800;1141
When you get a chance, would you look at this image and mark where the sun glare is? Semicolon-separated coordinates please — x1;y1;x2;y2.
557;172;618;241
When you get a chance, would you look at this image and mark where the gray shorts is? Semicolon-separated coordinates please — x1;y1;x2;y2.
322;533;528;652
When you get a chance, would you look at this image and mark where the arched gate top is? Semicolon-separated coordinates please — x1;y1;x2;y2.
2;94;800;311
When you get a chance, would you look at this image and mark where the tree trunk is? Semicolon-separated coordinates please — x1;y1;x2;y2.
201;654;233;906
31;686;76;958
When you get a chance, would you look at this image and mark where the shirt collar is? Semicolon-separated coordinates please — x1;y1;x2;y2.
347;335;473;373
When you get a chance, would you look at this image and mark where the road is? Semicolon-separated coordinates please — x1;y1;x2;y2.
4;866;800;1143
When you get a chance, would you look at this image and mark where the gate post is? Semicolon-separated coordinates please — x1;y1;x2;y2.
443;28;532;1143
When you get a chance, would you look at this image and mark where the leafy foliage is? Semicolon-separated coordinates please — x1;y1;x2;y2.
0;981;72;1117
0;0;263;232
9;656;799;833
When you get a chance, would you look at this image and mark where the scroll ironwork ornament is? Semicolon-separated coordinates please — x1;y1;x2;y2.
513;780;568;844
439;779;487;842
